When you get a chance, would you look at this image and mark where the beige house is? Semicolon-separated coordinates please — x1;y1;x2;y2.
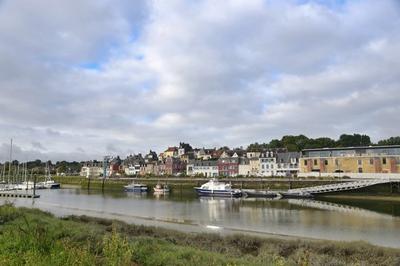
249;157;260;176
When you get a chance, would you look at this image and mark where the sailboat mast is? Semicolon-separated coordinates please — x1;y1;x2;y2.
7;138;12;184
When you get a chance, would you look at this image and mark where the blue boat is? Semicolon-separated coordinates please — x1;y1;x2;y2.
194;179;242;198
124;182;148;192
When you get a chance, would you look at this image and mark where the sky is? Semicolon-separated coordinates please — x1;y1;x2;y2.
0;0;399;162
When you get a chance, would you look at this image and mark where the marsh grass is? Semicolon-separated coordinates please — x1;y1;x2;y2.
0;204;399;265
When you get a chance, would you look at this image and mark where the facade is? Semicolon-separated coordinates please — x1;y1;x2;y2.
195;148;215;160
246;151;261;159
178;142;193;157
259;151;277;176
140;161;164;176
164;157;186;176
187;160;218;177
238;157;251;176
276;152;300;176
249;157;260;176
123;154;144;176
80;166;104;177
218;151;239;177
163;147;178;158
299;145;400;178
108;156;123;176
80;161;103;177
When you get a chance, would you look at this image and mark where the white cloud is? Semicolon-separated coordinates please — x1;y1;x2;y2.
0;0;400;161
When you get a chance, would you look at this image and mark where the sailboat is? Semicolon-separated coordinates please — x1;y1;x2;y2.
15;162;35;190
38;162;60;189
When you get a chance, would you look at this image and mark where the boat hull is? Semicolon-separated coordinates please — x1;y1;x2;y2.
244;190;277;198
279;192;314;199
48;183;61;189
195;188;242;198
124;186;148;193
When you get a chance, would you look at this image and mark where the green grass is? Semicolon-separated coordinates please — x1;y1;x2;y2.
0;204;399;265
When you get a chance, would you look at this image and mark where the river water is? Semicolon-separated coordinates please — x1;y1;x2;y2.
2;187;400;248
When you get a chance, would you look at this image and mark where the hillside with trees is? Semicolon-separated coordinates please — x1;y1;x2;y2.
247;134;398;152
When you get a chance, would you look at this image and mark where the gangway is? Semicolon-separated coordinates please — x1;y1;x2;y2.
287;179;393;195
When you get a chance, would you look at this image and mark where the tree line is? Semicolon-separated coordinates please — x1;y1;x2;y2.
247;134;400;152
0;160;82;175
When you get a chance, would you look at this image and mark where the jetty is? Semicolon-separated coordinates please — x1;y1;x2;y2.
0;191;39;198
286;179;393;195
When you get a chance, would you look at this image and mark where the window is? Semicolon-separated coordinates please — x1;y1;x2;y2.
304;160;307;166
369;158;374;165
314;159;318;166
357;159;362;166
383;158;387;165
358;167;363;173
335;159;339;166
324;160;328;165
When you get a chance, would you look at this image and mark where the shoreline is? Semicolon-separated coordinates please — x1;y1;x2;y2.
7;196;400;249
0;204;399;265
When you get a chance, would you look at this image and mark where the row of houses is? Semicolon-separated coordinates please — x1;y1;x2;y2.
80;143;400;178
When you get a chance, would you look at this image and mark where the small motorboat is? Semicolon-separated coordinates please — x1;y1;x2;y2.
153;183;170;193
42;180;61;189
243;189;278;198
194;178;242;198
124;181;148;192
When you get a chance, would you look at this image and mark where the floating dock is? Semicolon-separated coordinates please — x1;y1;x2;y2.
0;191;40;198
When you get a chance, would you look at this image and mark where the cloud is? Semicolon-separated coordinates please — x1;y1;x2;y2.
0;0;400;161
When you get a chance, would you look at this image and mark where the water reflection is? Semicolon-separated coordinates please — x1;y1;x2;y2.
288;199;395;220
1;188;400;248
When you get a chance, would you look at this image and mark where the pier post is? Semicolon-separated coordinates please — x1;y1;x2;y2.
33;174;36;198
87;176;91;191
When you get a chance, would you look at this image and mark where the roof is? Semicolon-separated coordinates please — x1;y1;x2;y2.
302;145;400;152
277;152;300;163
165;147;178;152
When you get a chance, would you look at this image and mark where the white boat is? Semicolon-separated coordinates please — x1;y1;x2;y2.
15;181;35;190
153;184;170;193
42;180;61;189
38;163;60;189
124;181;148;192
194;178;242;197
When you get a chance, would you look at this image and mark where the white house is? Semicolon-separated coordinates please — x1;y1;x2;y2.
276;152;300;176
187;160;218;177
259;151;277;176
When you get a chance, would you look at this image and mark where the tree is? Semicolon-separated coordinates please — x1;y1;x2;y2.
378;136;400;146
337;134;371;147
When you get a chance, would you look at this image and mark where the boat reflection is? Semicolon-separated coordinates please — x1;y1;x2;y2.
153;191;170;199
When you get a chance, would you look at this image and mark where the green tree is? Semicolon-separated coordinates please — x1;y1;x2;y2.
378;136;400;146
337;134;371;147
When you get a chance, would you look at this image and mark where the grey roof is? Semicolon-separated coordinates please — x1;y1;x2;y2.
277;152;300;163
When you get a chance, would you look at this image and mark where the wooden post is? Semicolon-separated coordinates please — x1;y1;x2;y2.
87;175;91;191
33;174;37;198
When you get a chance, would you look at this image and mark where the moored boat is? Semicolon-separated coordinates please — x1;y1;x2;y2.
15;181;35;190
194;179;242;198
243;189;278;198
124;181;148;192
279;191;314;199
42;180;61;189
